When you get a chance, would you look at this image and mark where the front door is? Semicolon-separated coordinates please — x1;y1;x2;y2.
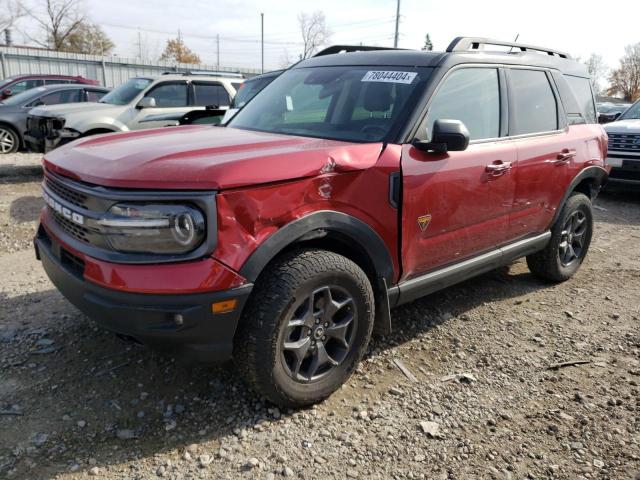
400;66;517;281
130;81;191;130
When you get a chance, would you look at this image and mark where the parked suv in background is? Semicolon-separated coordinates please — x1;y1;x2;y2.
26;73;243;152
0;74;99;100
0;84;109;154
35;38;608;407
604;99;640;184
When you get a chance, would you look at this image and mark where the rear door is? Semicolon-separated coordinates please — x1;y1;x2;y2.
401;66;517;280
505;68;575;239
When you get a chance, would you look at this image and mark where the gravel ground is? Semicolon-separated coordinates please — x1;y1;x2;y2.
0;155;639;480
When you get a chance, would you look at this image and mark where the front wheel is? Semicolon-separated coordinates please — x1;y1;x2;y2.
234;249;374;408
527;192;593;282
0;126;19;154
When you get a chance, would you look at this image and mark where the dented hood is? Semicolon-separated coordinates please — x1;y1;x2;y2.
43;125;384;190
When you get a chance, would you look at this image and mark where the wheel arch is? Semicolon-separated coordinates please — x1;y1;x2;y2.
239;211;395;334
550;166;608;227
82;127;118;137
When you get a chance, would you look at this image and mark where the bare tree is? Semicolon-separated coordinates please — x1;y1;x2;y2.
298;11;331;59
607;43;640;102
584;53;607;94
0;0;25;34
28;0;85;50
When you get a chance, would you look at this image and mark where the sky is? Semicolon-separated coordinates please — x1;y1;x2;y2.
11;0;640;73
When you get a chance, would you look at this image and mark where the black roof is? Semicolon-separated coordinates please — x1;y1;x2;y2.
295;37;589;77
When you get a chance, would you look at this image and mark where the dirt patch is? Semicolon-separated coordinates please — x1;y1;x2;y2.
0;170;639;480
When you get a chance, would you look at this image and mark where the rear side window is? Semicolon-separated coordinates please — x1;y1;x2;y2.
509;70;558;135
45;79;70;85
193;83;230;107
564;75;596;124
425;67;500;141
33;89;82;106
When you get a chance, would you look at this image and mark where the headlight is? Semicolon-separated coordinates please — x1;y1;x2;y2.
97;203;205;254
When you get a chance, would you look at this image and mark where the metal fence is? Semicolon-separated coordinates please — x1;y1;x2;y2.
0;46;262;87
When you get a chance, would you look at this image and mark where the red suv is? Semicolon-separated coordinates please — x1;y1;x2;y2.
0;74;99;100
35;38;609;407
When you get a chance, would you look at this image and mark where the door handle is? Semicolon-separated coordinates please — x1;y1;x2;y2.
485;160;512;176
553;149;576;164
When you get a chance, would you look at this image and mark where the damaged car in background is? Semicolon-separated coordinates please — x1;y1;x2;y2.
25;72;243;153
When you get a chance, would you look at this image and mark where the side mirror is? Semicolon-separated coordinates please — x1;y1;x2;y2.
598;113;616;124
413;119;470;154
137;96;156;109
613;112;622;120
2;89;12;98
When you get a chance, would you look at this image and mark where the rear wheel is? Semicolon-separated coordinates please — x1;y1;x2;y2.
235;249;374;407
0;126;19;154
527;192;593;282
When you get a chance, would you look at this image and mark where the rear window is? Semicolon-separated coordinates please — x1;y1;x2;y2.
565;76;596;124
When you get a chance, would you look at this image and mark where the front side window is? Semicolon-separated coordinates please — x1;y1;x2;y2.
7;79;43;94
620;100;640;120
193;83;230;107
510;69;558;135
423;68;500;141
86;89;107;102
99;78;152;106
229;66;431;142
35;89;82;106
146;82;188;108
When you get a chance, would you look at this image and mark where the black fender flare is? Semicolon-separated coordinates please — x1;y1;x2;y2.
550;165;609;227
239;210;395;285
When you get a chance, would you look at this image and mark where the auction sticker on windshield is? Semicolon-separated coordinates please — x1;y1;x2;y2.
361;71;417;84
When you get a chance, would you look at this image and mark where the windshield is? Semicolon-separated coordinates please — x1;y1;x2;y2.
232;74;278;108
228;66;431;142
99;78;152;105
0;86;46;106
620;101;640;120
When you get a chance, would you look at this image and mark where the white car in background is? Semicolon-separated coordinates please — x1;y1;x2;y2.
604;99;640;185
25;73;243;152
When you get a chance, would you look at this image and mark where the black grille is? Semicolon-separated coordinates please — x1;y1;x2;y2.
610;168;640;182
51;210;91;244
45;175;88;209
608;133;640;153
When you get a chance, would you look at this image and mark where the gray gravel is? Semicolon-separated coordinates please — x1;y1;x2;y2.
0;155;639;479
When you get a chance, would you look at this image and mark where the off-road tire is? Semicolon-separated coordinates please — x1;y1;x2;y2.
527;192;593;283
234;249;374;408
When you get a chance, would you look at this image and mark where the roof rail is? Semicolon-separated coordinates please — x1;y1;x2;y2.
446;37;571;59
313;45;404;57
161;70;245;78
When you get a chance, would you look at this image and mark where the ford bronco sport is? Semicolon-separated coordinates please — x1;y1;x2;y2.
35;38;609;407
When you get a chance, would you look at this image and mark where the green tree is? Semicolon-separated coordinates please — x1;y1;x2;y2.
160;36;201;64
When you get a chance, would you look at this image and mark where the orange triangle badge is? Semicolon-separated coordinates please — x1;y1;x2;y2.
417;214;432;232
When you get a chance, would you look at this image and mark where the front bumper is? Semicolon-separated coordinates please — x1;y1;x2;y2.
606;156;640;185
34;227;252;363
24;116;68;153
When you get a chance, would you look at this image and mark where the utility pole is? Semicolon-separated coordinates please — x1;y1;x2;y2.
260;13;264;73
137;31;142;60
216;34;220;69
393;0;401;48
